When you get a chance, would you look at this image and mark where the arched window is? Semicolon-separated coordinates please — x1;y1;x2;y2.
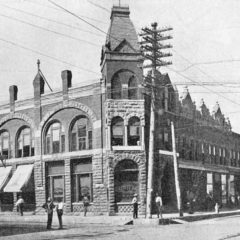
128;76;137;99
70;116;92;151
17;127;34;157
45;122;65;154
0;131;9;158
128;117;140;146
111;117;124;146
114;159;139;202
111;74;122;99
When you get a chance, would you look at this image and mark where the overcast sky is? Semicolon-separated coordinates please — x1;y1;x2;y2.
1;0;240;132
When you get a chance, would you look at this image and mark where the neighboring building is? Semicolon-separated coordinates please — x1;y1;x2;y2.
0;5;239;215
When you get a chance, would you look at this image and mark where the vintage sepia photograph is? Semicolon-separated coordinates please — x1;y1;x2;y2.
0;0;240;239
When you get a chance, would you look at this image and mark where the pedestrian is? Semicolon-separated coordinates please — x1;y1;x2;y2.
42;197;55;230
83;194;90;217
187;190;195;214
132;193;138;219
16;195;24;216
56;199;64;229
155;193;163;219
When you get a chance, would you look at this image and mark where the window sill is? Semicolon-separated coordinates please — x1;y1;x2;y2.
112;146;143;151
72;202;93;205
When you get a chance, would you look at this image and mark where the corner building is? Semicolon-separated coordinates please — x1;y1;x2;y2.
0;6;146;216
0;5;239;216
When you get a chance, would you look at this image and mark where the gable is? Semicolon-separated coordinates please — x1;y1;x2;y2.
114;39;136;53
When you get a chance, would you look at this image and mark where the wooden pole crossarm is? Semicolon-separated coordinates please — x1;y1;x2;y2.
159;150;179;157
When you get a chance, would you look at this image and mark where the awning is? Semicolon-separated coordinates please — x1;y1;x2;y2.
0;166;12;191
4;164;33;192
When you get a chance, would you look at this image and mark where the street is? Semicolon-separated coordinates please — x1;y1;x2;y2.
1;215;240;240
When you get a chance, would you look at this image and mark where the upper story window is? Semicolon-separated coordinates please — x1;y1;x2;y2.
128;76;137;99
128;117;140;146
0;131;10;158
111;116;124;146
111;74;122;99
45;122;65;154
70;116;92;151
17;127;34;158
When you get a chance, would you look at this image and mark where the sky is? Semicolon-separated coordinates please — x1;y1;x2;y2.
1;0;240;132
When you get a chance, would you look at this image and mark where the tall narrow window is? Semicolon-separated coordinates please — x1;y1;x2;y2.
128;117;140;146
45;122;65;154
128;76;137;99
17;127;33;158
111;74;122;99
46;162;65;202
0;131;9;159
72;158;93;202
111;117;124;146
70;116;92;151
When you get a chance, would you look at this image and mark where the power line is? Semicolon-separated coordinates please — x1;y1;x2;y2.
0;13;100;47
0;38;100;75
0;3;104;38
24;0;108;24
86;0;110;13
169;50;240;108
48;0;120;43
178;59;240;72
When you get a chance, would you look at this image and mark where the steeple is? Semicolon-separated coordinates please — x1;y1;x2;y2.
105;5;140;53
101;5;143;100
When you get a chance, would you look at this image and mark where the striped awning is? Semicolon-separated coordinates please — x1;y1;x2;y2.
4;164;33;192
0;166;12;191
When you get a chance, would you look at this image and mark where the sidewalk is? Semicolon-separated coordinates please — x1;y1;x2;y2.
133;209;240;225
1;208;240;226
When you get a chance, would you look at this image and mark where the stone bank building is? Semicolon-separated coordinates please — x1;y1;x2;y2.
0;5;240;215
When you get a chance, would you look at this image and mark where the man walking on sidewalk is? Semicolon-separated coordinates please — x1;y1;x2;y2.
56;199;64;229
16;195;24;216
132;193;138;219
155;193;163;219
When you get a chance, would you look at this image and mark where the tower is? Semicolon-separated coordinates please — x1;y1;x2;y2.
101;5;147;215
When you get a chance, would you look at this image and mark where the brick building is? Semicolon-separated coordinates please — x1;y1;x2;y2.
0;5;239;215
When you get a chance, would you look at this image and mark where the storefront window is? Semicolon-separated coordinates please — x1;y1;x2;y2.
46;162;65;202
207;173;213;194
221;174;227;204
114;160;139;202
72;158;93;202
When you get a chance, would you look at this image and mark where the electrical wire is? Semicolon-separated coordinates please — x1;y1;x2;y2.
0;3;104;38
0;37;100;75
0;13;100;47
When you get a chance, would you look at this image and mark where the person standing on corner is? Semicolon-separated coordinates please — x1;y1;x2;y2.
83;194;90;217
56;199;64;229
132;193;138;219
155;193;163;219
42;197;55;230
16;195;24;216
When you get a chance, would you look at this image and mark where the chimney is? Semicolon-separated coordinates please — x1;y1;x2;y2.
61;70;72;103
9;85;18;112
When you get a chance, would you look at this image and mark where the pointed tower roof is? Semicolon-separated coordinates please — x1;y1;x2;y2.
213;102;222;115
105;5;140;52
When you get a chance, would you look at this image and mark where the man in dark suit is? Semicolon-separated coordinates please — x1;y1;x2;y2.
42;197;55;229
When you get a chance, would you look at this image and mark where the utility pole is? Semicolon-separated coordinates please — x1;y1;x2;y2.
171;122;183;216
140;23;172;218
